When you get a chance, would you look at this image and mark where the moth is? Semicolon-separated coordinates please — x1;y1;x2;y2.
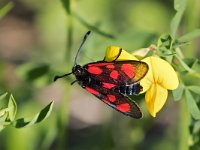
54;31;148;118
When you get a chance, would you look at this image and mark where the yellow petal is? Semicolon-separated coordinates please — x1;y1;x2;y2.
105;46;138;62
145;83;168;117
141;56;179;90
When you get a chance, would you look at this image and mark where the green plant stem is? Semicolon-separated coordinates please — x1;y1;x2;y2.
58;1;74;149
184;0;200;57
58;83;71;150
176;48;184;59
175;47;200;79
178;98;190;150
175;54;194;73
66;13;73;61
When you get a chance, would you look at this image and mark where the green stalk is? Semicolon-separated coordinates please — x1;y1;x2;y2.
58;83;71;150
58;0;74;149
175;54;194;73
66;13;73;61
184;0;200;57
178;98;190;150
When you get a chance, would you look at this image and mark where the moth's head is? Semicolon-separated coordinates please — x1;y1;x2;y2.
72;65;87;76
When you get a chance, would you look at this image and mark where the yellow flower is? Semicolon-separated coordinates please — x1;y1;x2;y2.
105;46;179;117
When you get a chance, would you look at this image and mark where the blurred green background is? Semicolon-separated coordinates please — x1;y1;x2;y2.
0;0;199;150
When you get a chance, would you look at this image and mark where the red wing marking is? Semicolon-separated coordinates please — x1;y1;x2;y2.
116;103;130;112
84;60;148;86
107;94;116;102
103;99;110;104
85;87;99;95
88;66;102;75
110;70;119;79
121;64;135;78
85;85;142;118
102;82;116;89
106;64;115;69
88;62;114;67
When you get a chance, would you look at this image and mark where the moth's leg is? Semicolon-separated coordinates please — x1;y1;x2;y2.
54;72;72;81
71;80;78;85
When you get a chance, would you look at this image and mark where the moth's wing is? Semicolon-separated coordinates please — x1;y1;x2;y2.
84;60;148;85
84;84;143;119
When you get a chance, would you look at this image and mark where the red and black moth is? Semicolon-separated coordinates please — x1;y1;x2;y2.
54;31;149;119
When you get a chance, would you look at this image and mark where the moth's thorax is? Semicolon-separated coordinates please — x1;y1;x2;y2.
72;65;90;86
72;65;88;78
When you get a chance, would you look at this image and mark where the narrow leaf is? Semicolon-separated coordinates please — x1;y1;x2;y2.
61;0;70;14
0;110;9;132
170;11;183;37
0;2;14;19
170;0;187;37
185;90;200;120
0;92;8;100
179;29;200;41
174;0;187;11
172;83;185;101
193;121;200;134
8;95;17;122
14;101;54;128
188;86;200;96
27;64;50;81
0;108;8;122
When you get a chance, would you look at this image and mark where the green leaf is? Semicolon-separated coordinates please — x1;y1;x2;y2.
27;64;50;81
174;0;187;11
0;113;10;129
0;94;17;131
172;83;185;101
170;0;188;37
61;0;71;14
179;29;200;41
185;90;200;120
189;59;200;73
172;40;190;48
8;95;17;122
0;93;9;122
14;101;54;128
193;121;200;134
0;108;8;122
157;34;173;49
183;58;198;68
17;63;50;82
0;109;9;132
0;2;14;20
188;86;200;96
0;92;8;100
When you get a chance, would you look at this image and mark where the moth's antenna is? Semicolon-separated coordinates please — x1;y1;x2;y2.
74;31;91;66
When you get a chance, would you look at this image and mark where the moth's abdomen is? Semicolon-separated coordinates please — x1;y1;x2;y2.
118;83;143;95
